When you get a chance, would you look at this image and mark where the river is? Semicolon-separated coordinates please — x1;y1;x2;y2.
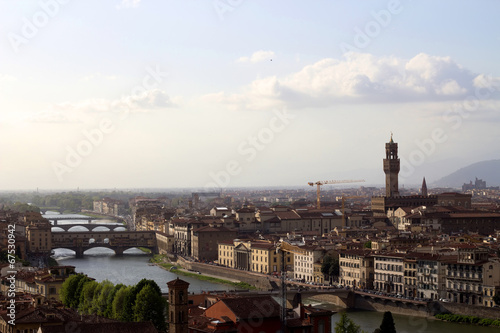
46;212;231;293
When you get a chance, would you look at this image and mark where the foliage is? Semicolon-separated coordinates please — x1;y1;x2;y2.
133;284;167;332
112;285;131;320
364;241;372;249
2;202;40;213
335;312;363;333
378;311;396;333
122;278;162;322
59;274;87;308
321;255;340;281
105;283;125;318
93;280;114;316
435;313;500;327
79;280;99;314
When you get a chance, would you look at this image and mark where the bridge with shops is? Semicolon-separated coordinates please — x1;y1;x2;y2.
51;231;157;258
51;223;127;232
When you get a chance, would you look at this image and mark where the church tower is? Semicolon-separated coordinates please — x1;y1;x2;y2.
383;134;400;197
167;278;190;333
421;177;428;196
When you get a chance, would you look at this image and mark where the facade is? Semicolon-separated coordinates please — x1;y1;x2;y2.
339;249;374;289
482;259;500;307
403;256;418;298
26;216;52;254
293;246;324;282
445;246;489;305
93;197;125;216
191;226;237;262
374;253;405;294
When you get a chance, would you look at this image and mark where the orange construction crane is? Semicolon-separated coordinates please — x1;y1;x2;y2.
308;179;365;209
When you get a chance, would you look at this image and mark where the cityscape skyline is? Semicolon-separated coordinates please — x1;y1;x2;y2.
1;1;499;190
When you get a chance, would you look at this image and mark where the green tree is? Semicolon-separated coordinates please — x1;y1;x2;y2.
74;275;92;308
322;255;340;284
79;281;99;314
92;280;114;316
59;274;86;308
364;241;372;249
133;284;167;332
122;279;162;321
378;311;396;333
112;285;131;320
105;283;125;318
335;312;362;333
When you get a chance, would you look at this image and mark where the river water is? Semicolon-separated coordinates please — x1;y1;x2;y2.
46;212;231;293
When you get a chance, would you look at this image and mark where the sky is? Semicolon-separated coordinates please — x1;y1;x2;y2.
0;0;499;191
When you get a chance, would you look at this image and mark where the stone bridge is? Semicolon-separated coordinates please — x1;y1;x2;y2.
51;231;157;258
51;223;127;232
45;215;106;224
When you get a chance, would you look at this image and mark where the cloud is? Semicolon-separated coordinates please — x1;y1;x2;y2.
116;0;141;9
81;73;118;81
207;53;499;110
26;111;81;124
29;89;175;123
0;74;17;82
237;50;275;63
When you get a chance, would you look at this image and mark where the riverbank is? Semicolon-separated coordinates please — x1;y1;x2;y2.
150;255;256;290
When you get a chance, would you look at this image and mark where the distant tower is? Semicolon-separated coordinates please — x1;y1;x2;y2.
383;133;400;197
421;177;428;196
167;278;190;333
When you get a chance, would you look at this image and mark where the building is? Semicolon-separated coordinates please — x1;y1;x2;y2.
373;253;405;294
167;278;189;333
293;245;324;283
191;226;237;262
384;134;400;197
445;246;489;305
339;249;374;289
25;214;52;255
93;197;126;216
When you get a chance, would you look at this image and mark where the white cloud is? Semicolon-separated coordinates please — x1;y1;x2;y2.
208;53;497;110
29;89;175;123
116;0;141;9
81;73;118;81
237;50;275;63
0;74;17;82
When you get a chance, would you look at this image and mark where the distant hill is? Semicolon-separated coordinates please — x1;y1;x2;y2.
433;159;500;188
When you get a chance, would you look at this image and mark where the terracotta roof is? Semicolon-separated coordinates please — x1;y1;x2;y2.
219;296;280;319
167;278;190;288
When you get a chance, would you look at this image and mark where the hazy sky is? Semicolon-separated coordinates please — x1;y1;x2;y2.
1;0;499;191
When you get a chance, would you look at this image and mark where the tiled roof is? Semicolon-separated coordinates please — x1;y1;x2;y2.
220;296;280;319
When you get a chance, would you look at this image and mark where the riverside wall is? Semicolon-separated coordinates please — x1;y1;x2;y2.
309;293;500;320
176;257;272;290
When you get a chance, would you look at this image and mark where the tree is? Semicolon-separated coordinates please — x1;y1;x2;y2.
378;311;396;333
112;285;131;320
122;278;162;321
335;312;362;333
364;241;372;249
93;280;114;316
322;255;340;284
59;274;87;308
79;281;99;314
133;284;167;332
105;283;125;318
74;275;92;308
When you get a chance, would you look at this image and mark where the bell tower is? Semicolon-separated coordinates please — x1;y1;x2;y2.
167;278;190;333
384;134;400;197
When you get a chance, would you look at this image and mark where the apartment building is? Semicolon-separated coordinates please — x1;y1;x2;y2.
374;253;405;294
445;245;489;305
339;249;374;289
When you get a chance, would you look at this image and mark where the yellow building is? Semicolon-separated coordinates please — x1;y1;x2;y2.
26;217;52;254
218;240;293;275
